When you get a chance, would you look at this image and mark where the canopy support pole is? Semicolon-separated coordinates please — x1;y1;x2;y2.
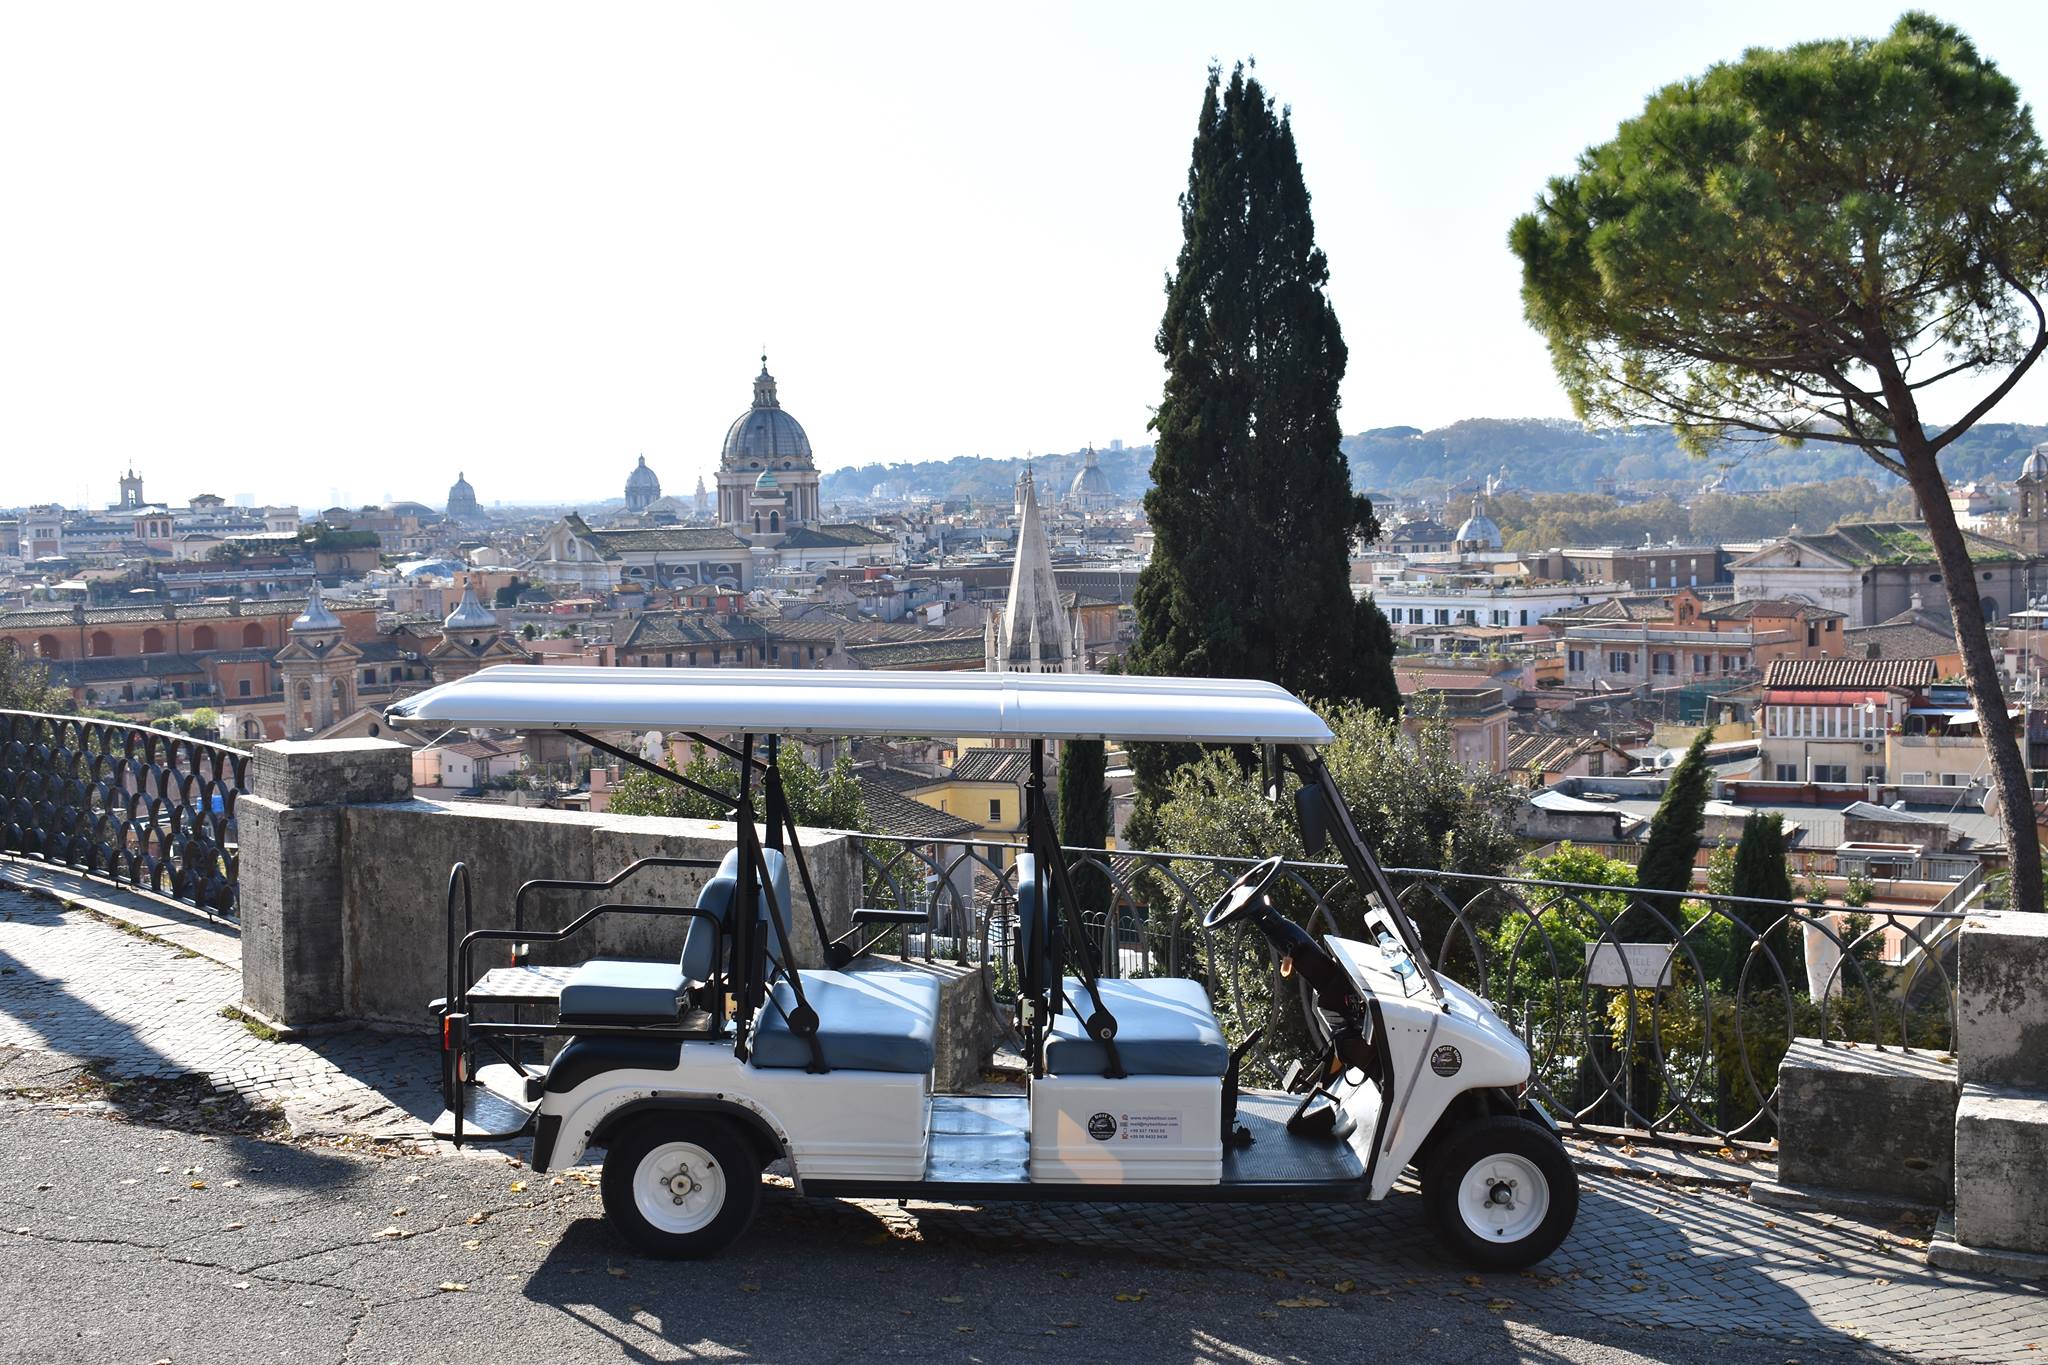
1026;738;1124;1078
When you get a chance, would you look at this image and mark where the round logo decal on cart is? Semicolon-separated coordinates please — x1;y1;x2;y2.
1087;1112;1118;1141
1430;1044;1463;1078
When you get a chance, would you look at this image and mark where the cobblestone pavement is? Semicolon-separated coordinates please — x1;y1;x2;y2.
4;875;2048;1360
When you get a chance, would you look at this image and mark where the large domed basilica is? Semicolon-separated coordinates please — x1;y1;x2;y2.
716;357;820;536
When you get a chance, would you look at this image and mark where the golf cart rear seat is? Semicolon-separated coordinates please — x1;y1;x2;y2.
555;848;788;1024
750;969;939;1073
1015;854;1229;1078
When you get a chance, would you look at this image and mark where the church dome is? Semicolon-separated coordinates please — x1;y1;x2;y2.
2022;443;2048;483
448;473;473;500
1068;448;1110;502
721;361;813;466
443;586;496;632
290;594;342;634
1456;497;1503;551
625;455;662;512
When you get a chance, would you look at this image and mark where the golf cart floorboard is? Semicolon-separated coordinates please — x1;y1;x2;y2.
805;1092;1371;1205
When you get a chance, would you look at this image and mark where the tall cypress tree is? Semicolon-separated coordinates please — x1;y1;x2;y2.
1130;63;1398;801
1057;739;1113;922
1630;731;1716;934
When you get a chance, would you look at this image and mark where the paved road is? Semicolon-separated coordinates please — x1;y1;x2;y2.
3;870;2047;1362
0;1096;1872;1365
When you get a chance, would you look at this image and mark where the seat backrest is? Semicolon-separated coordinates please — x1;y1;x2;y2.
680;849;741;988
1014;853;1057;1003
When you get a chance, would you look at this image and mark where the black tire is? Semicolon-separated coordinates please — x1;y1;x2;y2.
1421;1115;1578;1271
600;1114;762;1258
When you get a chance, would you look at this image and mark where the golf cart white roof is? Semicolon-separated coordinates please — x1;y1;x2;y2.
384;666;1335;745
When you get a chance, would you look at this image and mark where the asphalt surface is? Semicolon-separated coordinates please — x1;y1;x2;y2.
0;1095;1902;1365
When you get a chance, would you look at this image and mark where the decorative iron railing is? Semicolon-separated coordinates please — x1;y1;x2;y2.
854;831;1968;1150
0;710;247;918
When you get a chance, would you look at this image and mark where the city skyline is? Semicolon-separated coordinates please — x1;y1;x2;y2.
9;2;2048;508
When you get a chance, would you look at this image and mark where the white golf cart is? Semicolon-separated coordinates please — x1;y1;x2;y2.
387;667;1578;1269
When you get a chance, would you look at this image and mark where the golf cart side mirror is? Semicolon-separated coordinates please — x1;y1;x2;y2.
1294;784;1330;857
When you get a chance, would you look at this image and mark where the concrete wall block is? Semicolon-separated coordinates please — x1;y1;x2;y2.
1776;1038;1957;1205
340;801;594;1026
334;801;860;1027
251;739;414;808
1957;913;2048;1090
236;794;345;1026
1954;1084;2048;1252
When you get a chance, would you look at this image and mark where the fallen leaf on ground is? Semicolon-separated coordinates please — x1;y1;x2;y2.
1277;1297;1331;1309
508;1181;527;1193
189;1182;207;1190
1333;1279;1356;1294
467;1212;489;1225
1486;1299;1514;1311
223;1222;246;1232
939;1295;964;1304
374;1225;407;1240
463;1239;482;1250
1114;1290;1147;1303
607;1267;629;1279
438;1282;468;1293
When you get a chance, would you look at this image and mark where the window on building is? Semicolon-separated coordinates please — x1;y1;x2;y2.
1940;772;1966;787
1775;763;1798;782
1652;652;1675;675
1863;764;1885;783
988;798;1002;822
1567;649;1585;672
1607;651;1633;673
237;679;251;698
1815;764;1848;784
361;669;375;685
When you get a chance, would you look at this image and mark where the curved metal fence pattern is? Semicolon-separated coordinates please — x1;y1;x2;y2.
0;709;247;918
853;831;1965;1150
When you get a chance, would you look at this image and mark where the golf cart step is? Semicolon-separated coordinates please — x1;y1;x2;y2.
467;964;579;1005
432;1062;543;1141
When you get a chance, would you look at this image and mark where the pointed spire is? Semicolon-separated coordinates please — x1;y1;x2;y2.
290;593;342;634
995;456;1074;673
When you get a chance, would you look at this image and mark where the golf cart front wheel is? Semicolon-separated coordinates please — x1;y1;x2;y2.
1422;1115;1577;1271
601;1114;762;1258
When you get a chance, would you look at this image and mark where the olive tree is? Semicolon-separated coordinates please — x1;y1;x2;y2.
1511;13;2048;911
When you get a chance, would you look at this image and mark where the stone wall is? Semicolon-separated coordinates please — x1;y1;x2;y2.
239;738;859;1030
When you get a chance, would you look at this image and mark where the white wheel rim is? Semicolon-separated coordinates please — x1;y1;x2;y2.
633;1140;727;1235
1456;1151;1549;1244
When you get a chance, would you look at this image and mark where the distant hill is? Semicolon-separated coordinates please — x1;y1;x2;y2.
819;419;2048;506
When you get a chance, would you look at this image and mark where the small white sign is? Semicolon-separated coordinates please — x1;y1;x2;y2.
1118;1112;1183;1144
1584;942;1676;989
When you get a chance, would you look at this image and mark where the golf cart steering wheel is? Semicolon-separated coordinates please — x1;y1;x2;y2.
1203;856;1287;931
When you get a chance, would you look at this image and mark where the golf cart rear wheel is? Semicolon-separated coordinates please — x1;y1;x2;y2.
1422;1115;1577;1271
601;1115;761;1258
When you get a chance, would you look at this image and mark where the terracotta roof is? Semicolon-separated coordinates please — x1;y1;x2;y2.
1703;598;1845;621
1780;520;2021;566
1761;657;1938;689
842;637;986;669
951;748;1031;784
1843;611;1957;663
618;614;766;649
587;527;747;554
856;780;981;840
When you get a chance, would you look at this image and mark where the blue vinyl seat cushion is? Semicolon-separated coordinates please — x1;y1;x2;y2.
749;968;940;1073
1044;976;1229;1077
558;958;685;1022
681;848;792;985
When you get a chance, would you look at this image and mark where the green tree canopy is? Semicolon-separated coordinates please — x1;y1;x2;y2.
0;645;70;714
608;744;867;833
1131;62;1398;801
1511;12;2048;909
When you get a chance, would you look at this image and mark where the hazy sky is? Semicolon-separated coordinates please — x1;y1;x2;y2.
7;2;2048;510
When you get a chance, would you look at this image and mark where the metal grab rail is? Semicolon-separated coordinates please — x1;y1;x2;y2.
0;708;248;918
847;830;1963;1150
